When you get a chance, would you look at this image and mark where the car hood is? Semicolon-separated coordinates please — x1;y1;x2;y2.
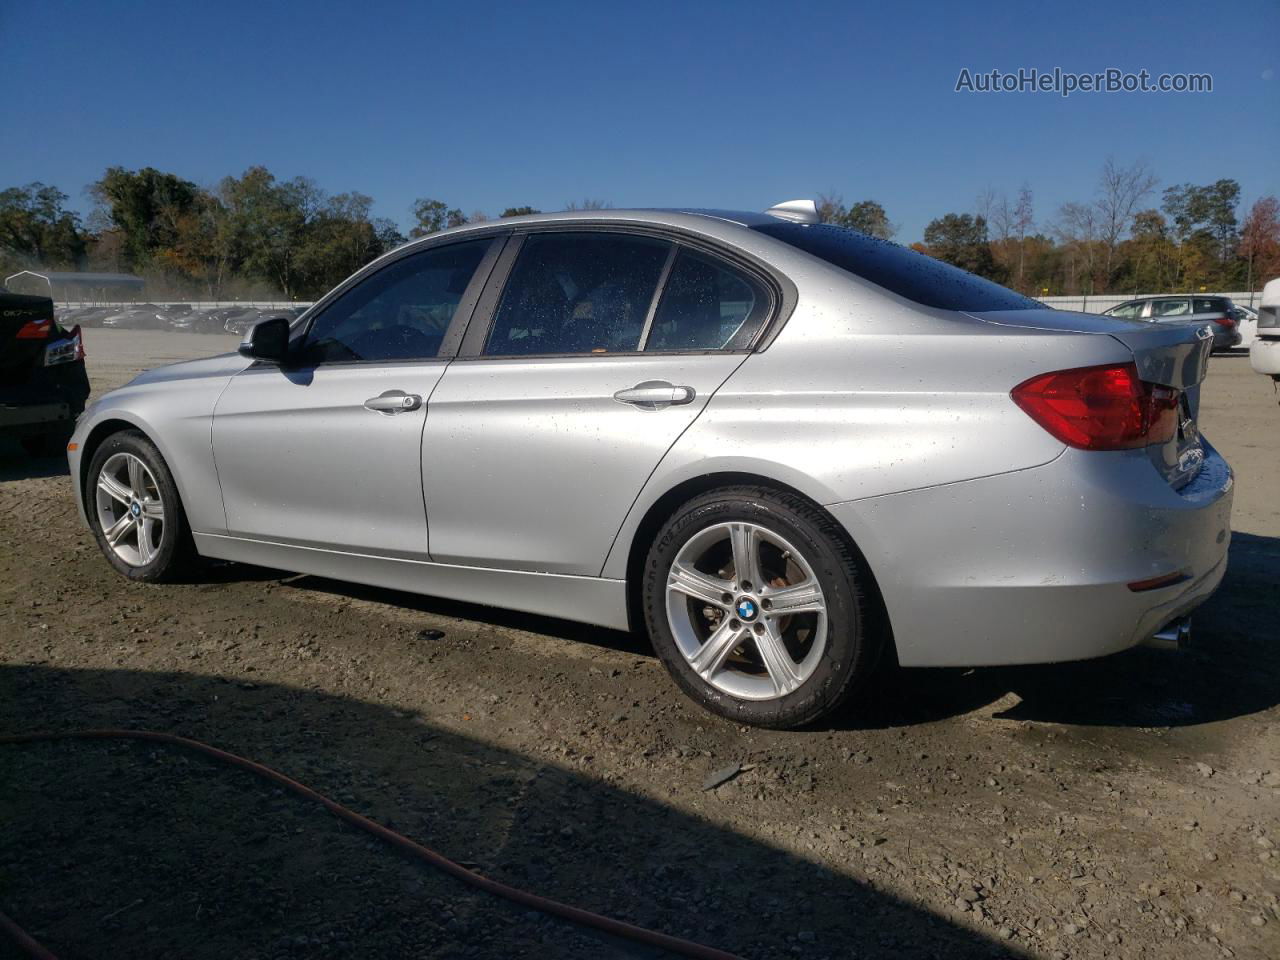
127;352;252;387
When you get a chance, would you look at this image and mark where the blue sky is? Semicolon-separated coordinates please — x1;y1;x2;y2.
2;0;1277;242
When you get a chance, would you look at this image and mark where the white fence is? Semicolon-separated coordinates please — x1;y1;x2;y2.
55;300;313;310
1037;291;1264;314
57;291;1267;318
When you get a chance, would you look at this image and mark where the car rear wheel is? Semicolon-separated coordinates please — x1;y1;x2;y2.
643;486;881;729
86;430;195;582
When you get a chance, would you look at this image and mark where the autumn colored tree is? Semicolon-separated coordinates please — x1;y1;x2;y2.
1239;196;1280;293
1095;158;1158;282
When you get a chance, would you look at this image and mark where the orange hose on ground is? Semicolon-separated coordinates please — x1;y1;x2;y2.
0;729;744;960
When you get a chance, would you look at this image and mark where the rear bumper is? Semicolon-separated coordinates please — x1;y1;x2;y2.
0;401;76;435
0;362;90;437
1212;328;1242;350
828;444;1233;667
1250;336;1280;376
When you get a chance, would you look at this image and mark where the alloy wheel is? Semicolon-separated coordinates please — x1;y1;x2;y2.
665;521;828;701
94;452;165;567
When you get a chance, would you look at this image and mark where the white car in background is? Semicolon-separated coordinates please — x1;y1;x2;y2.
1232;304;1258;349
1248;278;1280;380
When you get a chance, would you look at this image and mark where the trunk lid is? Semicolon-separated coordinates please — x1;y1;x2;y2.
968;308;1213;489
1;292;56;386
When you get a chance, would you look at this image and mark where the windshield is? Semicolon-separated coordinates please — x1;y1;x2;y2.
753;221;1042;312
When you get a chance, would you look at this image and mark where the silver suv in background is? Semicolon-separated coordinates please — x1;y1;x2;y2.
1103;295;1242;351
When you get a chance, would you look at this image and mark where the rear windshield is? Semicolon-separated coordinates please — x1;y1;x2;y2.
752;222;1041;312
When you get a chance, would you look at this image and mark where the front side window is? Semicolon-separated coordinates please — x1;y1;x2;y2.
484;233;670;355
643;249;766;351
1152;298;1191;318
1107;301;1140;319
302;239;491;364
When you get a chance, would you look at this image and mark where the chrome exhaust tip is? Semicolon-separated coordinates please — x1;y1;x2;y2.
1146;616;1191;651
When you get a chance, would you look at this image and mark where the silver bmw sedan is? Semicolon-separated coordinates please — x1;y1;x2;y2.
67;201;1233;729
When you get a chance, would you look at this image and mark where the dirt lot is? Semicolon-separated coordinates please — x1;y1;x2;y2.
1;330;1277;960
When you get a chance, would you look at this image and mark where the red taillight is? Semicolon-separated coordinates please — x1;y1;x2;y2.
1213;315;1236;328
1011;363;1180;450
15;318;51;339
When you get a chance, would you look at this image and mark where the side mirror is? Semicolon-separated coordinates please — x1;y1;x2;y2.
238;316;291;363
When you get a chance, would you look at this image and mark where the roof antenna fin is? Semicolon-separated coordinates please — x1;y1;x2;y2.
763;199;820;224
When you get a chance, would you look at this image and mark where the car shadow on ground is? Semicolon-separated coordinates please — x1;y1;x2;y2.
850;532;1280;731
255;532;1280;736
0;440;70;481
0;664;1014;960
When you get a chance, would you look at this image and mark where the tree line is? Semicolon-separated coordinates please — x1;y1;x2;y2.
0;166;571;300
2;160;1277;301
890;159;1277;296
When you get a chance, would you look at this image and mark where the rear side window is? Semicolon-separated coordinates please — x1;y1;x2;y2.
752;222;1040;312
1152;298;1191;318
1193;297;1228;314
302;239;491;363
485;233;670;355
644;249;767;351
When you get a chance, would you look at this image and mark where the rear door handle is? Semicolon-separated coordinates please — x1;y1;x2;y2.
364;390;422;413
613;381;696;409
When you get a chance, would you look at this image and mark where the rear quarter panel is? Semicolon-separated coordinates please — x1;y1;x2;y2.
602;283;1133;579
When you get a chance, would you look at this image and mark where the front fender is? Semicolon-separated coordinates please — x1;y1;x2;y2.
70;378;230;536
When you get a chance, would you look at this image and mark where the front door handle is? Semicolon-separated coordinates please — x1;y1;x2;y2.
364;390;422;413
613;381;696;409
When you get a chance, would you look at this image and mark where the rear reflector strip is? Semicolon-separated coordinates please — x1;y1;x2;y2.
1127;571;1190;592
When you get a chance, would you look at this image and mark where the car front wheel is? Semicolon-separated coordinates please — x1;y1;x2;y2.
86;430;195;582
643;486;881;729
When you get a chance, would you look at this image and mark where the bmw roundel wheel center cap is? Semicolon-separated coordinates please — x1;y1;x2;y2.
735;596;759;622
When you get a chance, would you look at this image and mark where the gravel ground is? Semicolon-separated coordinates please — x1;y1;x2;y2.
1;330;1277;960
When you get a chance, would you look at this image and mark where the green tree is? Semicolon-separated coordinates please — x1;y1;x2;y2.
216;167;319;299
1115;210;1179;292
922;213;1000;278
500;206;540;218
815;193;895;238
0;182;87;271
88;166;201;269
410;198;465;237
1162;179;1240;266
844;200;894;239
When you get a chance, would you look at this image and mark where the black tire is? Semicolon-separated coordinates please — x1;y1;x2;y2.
643;485;883;729
85;429;196;582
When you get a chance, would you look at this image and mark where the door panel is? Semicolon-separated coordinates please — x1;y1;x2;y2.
210;237;498;560
213;362;445;558
422;354;744;575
